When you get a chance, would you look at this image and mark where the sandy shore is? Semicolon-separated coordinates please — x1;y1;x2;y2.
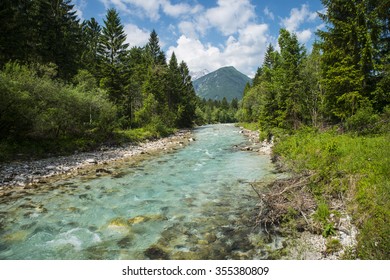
0;130;193;194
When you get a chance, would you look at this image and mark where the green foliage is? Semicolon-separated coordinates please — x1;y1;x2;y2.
0;62;117;140
273;129;390;259
326;238;342;254
115;122;174;144
196;98;239;125
0;0;83;79
319;0;388;122
344;104;381;135
313;202;331;224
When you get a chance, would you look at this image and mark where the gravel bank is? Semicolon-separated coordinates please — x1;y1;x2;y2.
0;130;193;193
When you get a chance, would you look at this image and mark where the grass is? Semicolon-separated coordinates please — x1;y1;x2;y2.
273;128;390;259
237;122;259;131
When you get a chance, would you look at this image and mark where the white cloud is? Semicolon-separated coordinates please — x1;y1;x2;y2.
264;7;274;20
161;1;202;18
73;0;87;20
168;23;269;77
204;0;256;35
280;4;318;43
100;0;203;21
168;36;223;72
124;24;150;47
178;21;199;39
296;29;312;43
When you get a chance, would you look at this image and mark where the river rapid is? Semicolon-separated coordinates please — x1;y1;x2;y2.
0;124;281;260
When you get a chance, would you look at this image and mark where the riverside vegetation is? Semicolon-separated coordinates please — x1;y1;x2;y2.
238;0;389;260
0;1;240;162
0;2;198;161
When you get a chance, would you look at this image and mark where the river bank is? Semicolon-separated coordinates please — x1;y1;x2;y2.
0;130;193;196
238;123;360;260
270;130;389;260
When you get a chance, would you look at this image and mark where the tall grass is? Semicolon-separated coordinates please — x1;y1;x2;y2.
273;129;390;259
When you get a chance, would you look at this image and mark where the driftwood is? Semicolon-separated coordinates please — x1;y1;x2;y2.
248;173;318;233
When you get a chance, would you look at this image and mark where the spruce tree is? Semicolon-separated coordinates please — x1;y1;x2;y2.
98;8;129;104
146;30;166;66
318;0;387;120
81;18;101;78
277;29;306;129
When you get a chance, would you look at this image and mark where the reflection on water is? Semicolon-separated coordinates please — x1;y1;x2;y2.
0;124;281;260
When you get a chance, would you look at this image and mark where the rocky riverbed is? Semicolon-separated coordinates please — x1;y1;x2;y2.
0;130;193;195
238;127;273;156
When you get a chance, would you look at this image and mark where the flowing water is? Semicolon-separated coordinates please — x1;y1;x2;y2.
0;124;281;260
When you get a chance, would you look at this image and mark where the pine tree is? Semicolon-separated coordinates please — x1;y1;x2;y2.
0;0;83;79
167;52;181;113
318;0;387;120
81;18;101;77
0;0;27;66
98;8;129;104
34;0;82;79
146;30;166;66
277;29;306;129
177;61;197;127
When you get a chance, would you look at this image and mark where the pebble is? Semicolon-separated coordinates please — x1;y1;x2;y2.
0;130;192;189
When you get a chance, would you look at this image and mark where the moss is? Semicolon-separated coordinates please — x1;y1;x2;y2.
326;238;342;254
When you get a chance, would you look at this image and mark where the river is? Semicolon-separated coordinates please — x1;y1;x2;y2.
0;124;281;260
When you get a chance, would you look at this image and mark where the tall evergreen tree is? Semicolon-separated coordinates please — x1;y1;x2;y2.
34;0;82;79
277;29;306;129
81;18;101;77
177;60;197;127
318;0;388;120
146;30;166;66
98;8;129;104
0;0;82;79
0;0;28;66
167;52;182;121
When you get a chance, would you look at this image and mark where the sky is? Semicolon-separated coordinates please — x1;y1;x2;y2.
73;0;326;77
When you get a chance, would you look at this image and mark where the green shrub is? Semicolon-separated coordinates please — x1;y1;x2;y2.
273;129;390;259
344;105;381;135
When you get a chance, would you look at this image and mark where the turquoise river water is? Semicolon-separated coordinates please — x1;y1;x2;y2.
0;124;280;260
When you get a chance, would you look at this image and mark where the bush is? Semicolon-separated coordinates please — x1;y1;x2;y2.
344;105;380;135
0;63;117;140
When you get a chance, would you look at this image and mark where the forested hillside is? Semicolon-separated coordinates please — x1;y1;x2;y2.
193;66;251;102
238;0;389;259
0;1;197;160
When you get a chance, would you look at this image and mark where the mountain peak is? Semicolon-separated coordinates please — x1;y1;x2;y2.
193;66;251;102
190;69;210;81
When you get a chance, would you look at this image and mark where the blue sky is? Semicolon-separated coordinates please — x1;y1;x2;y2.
73;0;325;77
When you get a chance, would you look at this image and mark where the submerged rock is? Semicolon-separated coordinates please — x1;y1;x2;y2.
127;214;167;225
3;230;29;242
117;236;134;248
144;245;170;260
